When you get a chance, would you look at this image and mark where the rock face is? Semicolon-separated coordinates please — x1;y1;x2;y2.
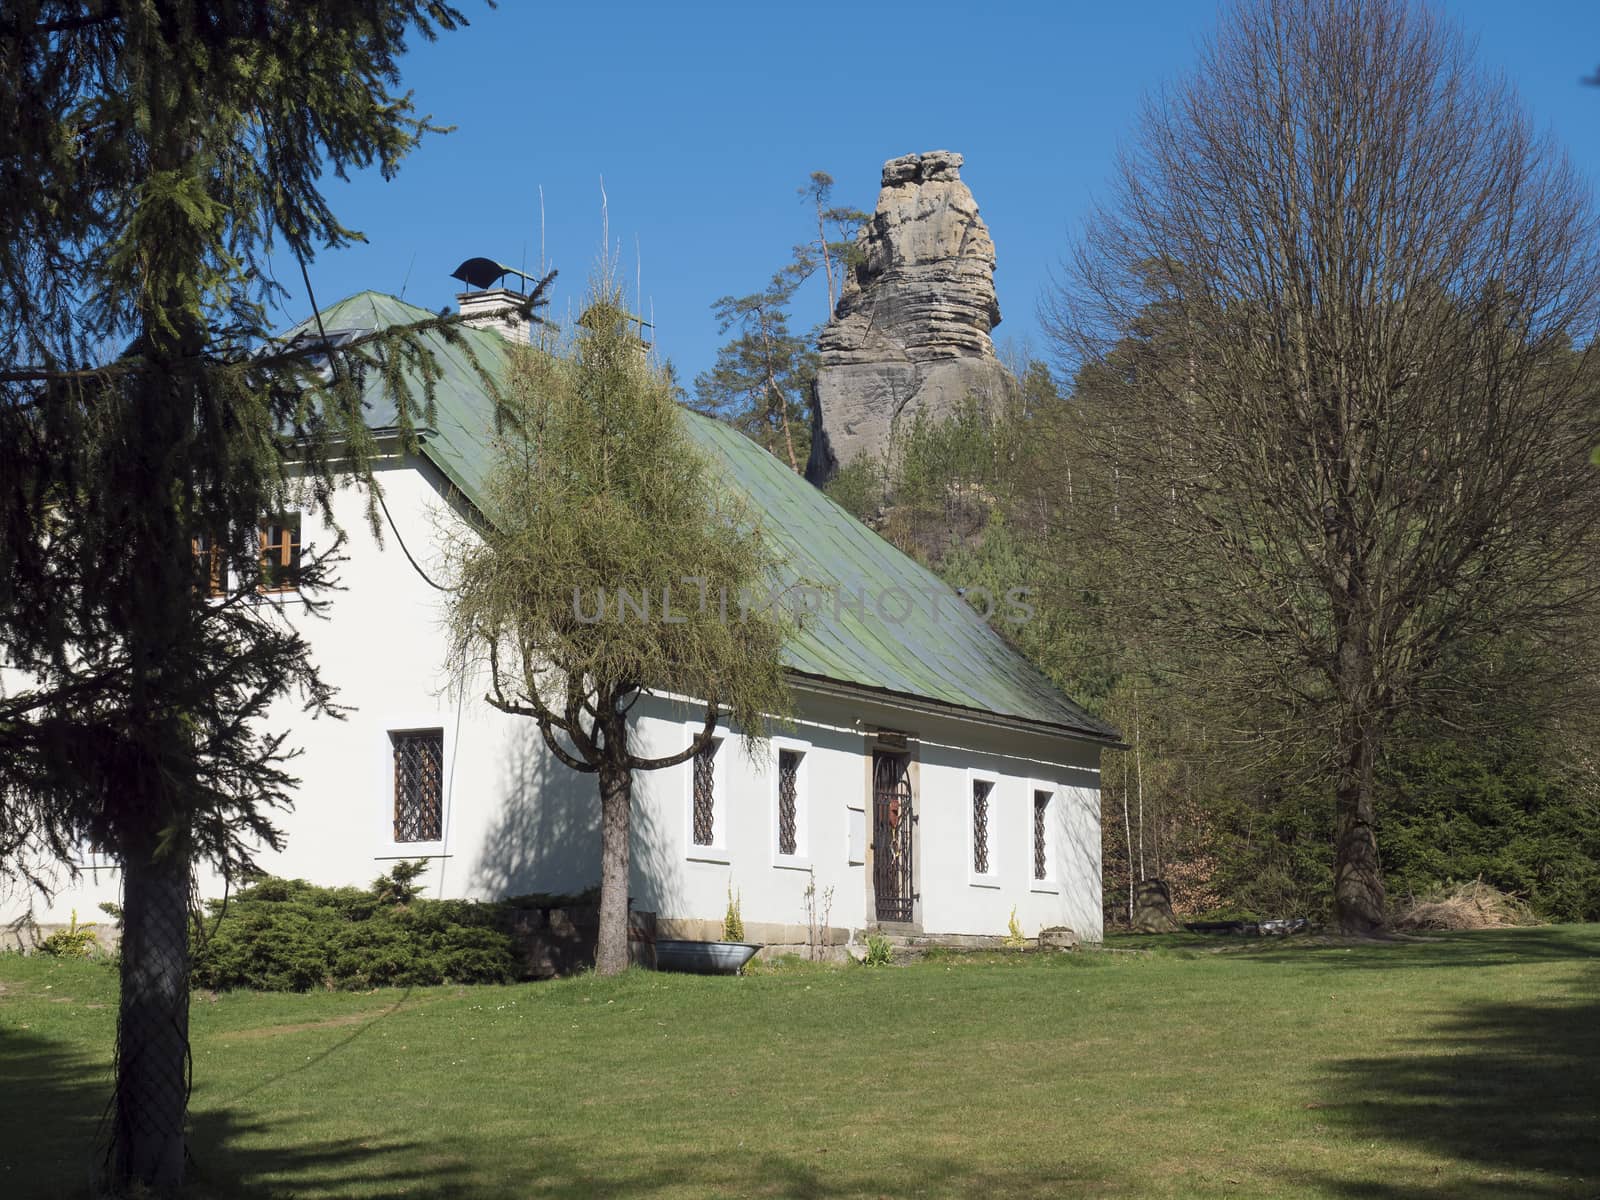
805;150;1016;485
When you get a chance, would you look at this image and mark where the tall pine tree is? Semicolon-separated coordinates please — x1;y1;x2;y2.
0;3;524;1189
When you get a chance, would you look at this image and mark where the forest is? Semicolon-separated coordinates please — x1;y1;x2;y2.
701;329;1600;928
696;34;1600;930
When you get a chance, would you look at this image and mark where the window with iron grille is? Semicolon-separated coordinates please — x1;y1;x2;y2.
392;730;444;843
777;749;801;856
1033;790;1051;880
259;515;302;593
972;779;992;875
692;738;719;846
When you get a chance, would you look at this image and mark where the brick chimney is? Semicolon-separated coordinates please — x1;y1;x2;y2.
449;257;539;344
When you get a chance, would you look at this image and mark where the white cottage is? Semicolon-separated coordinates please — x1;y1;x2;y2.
3;288;1118;953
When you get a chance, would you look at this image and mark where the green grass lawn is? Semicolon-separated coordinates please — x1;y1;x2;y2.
2;926;1596;1199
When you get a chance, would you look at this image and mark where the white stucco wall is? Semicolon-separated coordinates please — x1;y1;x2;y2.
2;456;1104;943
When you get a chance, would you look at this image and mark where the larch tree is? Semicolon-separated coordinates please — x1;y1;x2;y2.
447;280;792;976
0;2;515;1190
1050;0;1600;932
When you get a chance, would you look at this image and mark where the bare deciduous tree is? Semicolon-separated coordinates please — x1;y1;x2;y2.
1050;0;1600;933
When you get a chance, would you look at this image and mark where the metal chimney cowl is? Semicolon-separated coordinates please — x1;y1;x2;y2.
450;257;538;345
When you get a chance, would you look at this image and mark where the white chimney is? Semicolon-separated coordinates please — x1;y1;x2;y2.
449;257;539;345
455;287;533;344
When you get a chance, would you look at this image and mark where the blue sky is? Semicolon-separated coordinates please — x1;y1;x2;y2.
289;0;1600;385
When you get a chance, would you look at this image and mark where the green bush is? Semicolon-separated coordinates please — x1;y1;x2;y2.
39;910;99;958
1377;725;1600;923
862;933;893;967
192;862;516;991
822;455;885;522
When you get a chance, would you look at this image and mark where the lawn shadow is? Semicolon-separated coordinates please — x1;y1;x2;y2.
1128;924;1600;972
0;1024;111;1197
0;1018;452;1199
1297;962;1600;1198
183;1107;439;1199
504;1148;1123;1199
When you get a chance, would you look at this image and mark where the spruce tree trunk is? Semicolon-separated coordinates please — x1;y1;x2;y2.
1333;721;1386;934
595;764;634;976
112;842;192;1191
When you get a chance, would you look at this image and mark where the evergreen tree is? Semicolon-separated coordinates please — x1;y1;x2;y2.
695;275;816;470
0;3;510;1189
695;169;865;471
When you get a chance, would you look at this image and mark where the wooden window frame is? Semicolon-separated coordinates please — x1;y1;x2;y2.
192;532;226;599
191;513;303;598
258;515;302;594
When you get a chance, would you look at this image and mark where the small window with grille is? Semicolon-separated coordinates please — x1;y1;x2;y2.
259;515;302;593
969;772;1000;885
774;746;806;861
972;780;993;875
392;729;444;844
1032;789;1052;883
691;737;721;849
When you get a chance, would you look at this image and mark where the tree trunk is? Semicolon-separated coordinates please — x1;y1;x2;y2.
594;764;633;976
816;207;837;317
1133;690;1146;883
1331;578;1388;935
757;313;800;473
112;842;191;1192
1333;730;1386;934
1121;756;1134;924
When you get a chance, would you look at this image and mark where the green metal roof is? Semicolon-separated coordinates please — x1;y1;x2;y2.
285;291;511;513
289;292;1118;744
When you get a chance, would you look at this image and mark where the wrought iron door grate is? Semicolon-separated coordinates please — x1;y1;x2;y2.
873;751;914;922
393;730;443;842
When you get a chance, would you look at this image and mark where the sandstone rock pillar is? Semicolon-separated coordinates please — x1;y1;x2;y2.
805;150;1016;486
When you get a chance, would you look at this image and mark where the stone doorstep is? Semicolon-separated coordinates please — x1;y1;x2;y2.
871;932;1019;952
751;943;853;965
